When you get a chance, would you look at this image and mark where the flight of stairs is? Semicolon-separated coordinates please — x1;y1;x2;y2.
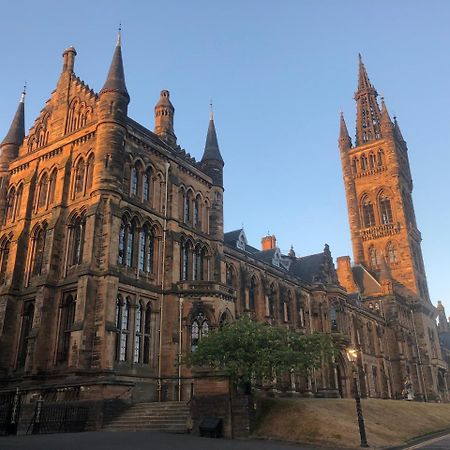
102;401;190;433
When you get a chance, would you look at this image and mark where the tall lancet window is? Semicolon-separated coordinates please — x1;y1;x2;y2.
362;196;376;228
379;192;393;224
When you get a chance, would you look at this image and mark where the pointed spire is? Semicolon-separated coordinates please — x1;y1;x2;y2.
354;54;382;146
357;53;374;91
100;29;129;100
339;111;352;149
1;88;25;147
380;97;394;136
202;110;223;164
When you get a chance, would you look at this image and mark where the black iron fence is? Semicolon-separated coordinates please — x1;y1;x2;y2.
0;390;21;436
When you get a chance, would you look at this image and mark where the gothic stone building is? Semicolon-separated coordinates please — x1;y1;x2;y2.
0;38;446;403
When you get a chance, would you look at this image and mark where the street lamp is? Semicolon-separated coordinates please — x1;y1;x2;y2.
346;347;369;448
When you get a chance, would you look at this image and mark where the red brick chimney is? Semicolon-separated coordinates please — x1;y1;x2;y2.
261;234;276;251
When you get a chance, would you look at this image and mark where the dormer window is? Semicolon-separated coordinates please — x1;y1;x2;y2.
236;229;247;251
272;248;281;267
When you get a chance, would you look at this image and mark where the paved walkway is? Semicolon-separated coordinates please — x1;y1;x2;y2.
0;431;346;450
400;432;450;449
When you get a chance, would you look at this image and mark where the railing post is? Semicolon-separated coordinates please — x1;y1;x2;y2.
32;395;43;435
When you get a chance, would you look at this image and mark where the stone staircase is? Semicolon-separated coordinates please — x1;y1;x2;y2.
102;401;190;433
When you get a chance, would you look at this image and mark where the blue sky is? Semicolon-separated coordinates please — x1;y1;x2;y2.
1;1;449;312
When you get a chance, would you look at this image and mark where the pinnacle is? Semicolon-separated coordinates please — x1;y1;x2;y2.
201;113;223;164
357;53;374;92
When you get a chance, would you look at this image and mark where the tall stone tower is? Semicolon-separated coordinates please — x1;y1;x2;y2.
339;55;429;303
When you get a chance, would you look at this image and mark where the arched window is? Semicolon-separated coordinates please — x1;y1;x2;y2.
268;284;276;317
362;196;376;227
116;297;130;362
68;216;85;267
226;264;235;287
138;225;155;273
130;166;139;196
74;159;85;197
387;242;397;264
249;277;256;311
85;154;94;192
38;173;49;209
377;149;384;166
118;222;126;265
58;295;76;363
369;153;376;169
126;223;135;267
360;154;368;171
369;246;379;268
31;224;47;276
352;158;358;175
330;306;338;332
14;184;23;220
193;196;200;228
6;187;15;221
48;171;56;205
191;313;209;351
379;192;393;224
17;302;35;368
183;191;191;224
143;302;152;364
180;240;191;280
143;170;151;202
0;238;11;284
134;302;143;363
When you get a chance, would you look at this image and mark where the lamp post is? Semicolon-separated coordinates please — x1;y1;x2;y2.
346;347;369;448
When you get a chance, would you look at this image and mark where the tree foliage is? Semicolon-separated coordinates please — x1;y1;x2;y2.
185;316;338;384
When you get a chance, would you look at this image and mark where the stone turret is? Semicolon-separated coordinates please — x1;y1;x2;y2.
154;90;176;146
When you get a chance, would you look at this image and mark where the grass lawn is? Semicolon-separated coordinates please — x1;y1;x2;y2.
252;397;450;449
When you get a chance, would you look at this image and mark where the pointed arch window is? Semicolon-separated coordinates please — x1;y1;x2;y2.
142;169;152;202
17;302;35;369
369;246;379;268
193;196;200;228
85;154;94;192
369;152;376;169
362;196;376;228
180;240;190;280
31;224;47;276
58;295;76;363
134;302;143;363
387;242;397;264
74;159;85;197
115;297;130;362
126;223;135;267
143;302;152;364
379;193;393;224
330;306;338;332
38;173;49;209
118;222;126;265
48;171;56;205
183;191;190;224
226;264;235;288
360;154;368;170
191;313;209;352
268;285;276;317
6;188;16;222
377;149;384;166
138;225;155;273
352;158;358;175
130;166;138;197
0;238;11;285
249;277;256;311
68;216;85;267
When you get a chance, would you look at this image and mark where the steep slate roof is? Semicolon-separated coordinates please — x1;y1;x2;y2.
1;94;25;146
100;34;129;99
289;253;325;282
201;114;224;164
352;265;382;296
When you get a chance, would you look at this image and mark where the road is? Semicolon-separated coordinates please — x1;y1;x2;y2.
0;431;342;450
402;432;450;449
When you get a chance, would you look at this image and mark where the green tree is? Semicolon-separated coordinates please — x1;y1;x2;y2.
185;316;337;387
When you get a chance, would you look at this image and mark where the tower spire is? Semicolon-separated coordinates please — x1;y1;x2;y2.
201;108;224;187
1;89;25;147
100;29;129;101
354;54;382;146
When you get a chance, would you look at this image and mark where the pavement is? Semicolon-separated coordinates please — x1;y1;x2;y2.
0;431;344;450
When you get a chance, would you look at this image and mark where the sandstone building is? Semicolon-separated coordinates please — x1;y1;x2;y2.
0;36;446;404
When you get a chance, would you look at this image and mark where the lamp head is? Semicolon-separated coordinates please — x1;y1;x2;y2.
346;347;358;363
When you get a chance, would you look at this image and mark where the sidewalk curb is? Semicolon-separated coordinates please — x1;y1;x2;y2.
387;428;450;449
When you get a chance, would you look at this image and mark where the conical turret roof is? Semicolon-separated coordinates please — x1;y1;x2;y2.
1;92;25;147
100;32;129;99
201;112;223;164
